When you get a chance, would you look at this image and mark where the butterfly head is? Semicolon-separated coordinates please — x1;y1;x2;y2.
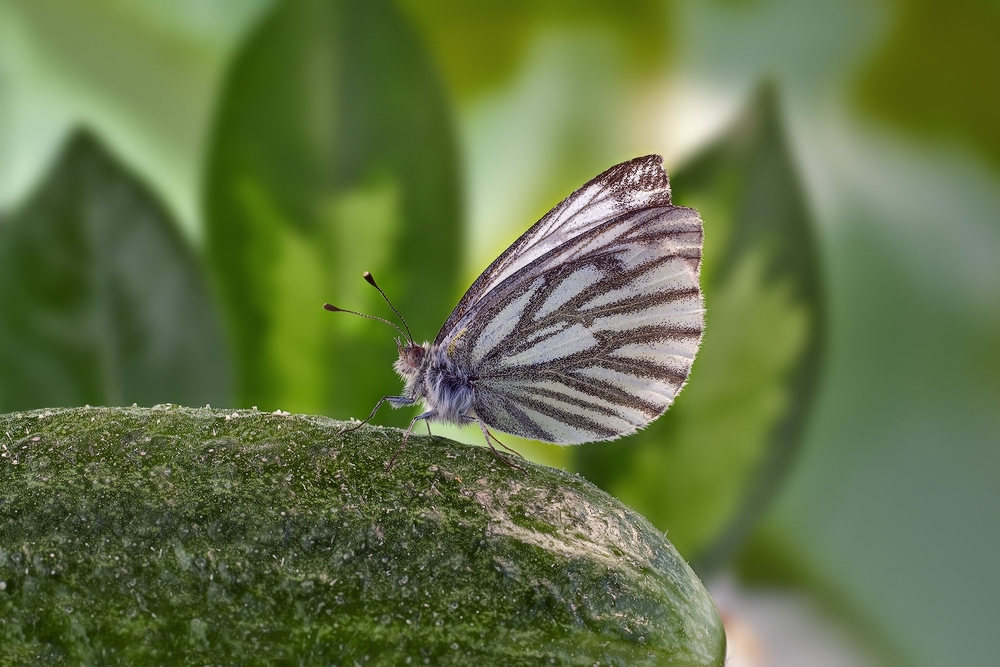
394;339;427;378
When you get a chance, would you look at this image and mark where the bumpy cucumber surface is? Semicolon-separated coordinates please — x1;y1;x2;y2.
0;406;725;666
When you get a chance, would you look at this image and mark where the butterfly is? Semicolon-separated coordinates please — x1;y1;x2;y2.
325;155;704;470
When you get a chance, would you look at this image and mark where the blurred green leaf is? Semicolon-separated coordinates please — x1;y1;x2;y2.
0;0;272;237
399;0;672;99
574;86;824;566
0;133;231;411
855;0;1000;171
204;0;462;419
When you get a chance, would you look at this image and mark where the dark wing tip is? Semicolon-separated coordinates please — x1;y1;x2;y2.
596;154;671;205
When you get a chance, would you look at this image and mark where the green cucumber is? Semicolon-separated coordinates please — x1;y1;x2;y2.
0;406;725;666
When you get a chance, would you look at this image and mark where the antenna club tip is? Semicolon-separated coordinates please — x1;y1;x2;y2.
323;303;339;312
362;271;377;286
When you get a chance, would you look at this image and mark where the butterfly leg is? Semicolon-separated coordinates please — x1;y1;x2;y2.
473;418;526;473
340;395;415;435
386;410;436;471
483;426;525;460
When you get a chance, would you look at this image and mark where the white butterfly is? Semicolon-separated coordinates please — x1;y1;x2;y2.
326;155;704;469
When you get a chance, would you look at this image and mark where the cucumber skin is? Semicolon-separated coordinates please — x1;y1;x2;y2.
0;406;725;666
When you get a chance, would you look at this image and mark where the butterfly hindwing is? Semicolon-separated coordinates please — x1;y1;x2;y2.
434;156;704;444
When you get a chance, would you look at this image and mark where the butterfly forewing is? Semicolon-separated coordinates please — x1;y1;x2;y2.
438;155;678;339
434;156;704;444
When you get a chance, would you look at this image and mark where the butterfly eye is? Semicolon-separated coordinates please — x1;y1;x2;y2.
405;345;425;368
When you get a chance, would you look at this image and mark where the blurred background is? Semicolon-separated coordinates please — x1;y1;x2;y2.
1;1;997;664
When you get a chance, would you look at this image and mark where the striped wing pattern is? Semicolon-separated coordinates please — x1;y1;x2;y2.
438;155;676;338
436;156;704;444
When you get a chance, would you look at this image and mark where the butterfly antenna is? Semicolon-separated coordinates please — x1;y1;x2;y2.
322;303;408;340
362;271;414;343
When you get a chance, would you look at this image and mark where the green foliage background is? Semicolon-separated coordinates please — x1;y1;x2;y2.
1;1;997;665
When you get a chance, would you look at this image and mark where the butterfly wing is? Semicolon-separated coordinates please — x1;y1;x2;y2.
434;155;705;444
